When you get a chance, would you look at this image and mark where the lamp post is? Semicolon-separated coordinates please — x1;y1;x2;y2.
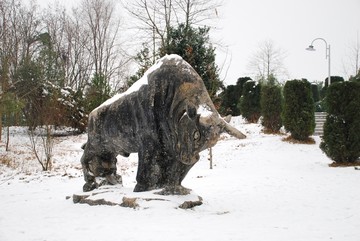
306;38;331;85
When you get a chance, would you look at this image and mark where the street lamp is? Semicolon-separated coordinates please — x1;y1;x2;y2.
306;38;331;85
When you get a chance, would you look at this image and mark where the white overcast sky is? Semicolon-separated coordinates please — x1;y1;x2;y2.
214;0;360;85
37;0;360;85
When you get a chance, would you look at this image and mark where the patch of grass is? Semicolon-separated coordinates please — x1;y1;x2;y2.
329;161;360;168
262;128;286;135
0;155;17;169
282;135;316;145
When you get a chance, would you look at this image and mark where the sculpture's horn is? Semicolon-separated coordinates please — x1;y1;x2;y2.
221;120;247;139
199;113;246;139
197;104;246;139
220;114;246;139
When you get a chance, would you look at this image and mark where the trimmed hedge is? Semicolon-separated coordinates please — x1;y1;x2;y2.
260;84;283;133
239;81;261;123
283;79;315;140
320;81;360;164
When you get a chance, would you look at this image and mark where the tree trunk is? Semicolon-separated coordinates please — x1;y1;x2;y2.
209;147;213;169
0;111;2;142
6;126;10;151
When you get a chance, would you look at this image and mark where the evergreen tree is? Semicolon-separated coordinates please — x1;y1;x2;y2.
13;32;67;129
127;44;154;87
283;79;315;141
320;81;360;164
311;83;320;103
321;76;344;99
219;77;251;116
14;59;45;129
160;23;223;100
56;87;87;132
349;69;360;82
85;72;111;113
239;81;261;123
219;85;238;115
261;84;283;133
312;83;325;112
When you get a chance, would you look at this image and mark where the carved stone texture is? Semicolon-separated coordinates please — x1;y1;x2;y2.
80;54;246;194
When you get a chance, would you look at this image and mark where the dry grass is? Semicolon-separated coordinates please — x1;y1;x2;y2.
0;155;16;169
262;128;286;135
329;161;360;168
282;135;316;145
120;197;139;209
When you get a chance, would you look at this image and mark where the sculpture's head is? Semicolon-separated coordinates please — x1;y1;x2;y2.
145;54;246;166
175;103;246;165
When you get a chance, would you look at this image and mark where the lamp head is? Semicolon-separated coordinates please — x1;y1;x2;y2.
306;45;316;51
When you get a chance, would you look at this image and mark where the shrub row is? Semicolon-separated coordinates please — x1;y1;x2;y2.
238;79;359;164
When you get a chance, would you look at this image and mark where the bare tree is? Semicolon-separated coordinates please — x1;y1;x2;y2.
39;0;129;91
123;0;172;62
0;0;41;139
343;34;360;80
174;0;221;28
40;4;92;89
0;0;9;141
28;125;54;171
123;0;221;61
79;0;127;84
248;39;288;84
63;10;93;89
41;4;68;87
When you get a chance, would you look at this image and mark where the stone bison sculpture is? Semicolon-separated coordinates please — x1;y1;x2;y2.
81;54;246;194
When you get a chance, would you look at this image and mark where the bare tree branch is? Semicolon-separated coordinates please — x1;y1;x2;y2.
247;39;288;83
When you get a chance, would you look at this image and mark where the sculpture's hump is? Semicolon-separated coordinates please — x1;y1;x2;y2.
93;54;187;112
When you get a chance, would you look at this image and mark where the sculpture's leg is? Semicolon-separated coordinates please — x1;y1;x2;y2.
157;157;196;195
98;153;122;186
81;145;122;192
134;143;198;194
134;147;163;192
81;150;97;192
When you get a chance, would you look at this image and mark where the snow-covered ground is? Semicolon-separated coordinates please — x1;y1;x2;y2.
0;117;359;241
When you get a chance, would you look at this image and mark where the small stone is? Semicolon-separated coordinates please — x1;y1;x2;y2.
120;197;139;209
178;200;203;209
72;194;89;204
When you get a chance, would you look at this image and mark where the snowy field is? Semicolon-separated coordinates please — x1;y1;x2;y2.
0;117;359;241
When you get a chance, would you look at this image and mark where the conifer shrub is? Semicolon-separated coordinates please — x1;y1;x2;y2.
320;81;360;164
239;81;261;123
219;77;251;116
283;79;315;140
85;72;111;113
260;84;283;133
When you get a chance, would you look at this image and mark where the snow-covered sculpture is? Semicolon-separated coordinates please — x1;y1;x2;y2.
80;54;246;194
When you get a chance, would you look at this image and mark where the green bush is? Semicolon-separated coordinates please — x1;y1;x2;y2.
261;84;283;133
85;72;111;113
320;81;360;164
219;77;251;116
321;76;344;99
219;85;241;116
239;80;261;123
283;79;315;140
